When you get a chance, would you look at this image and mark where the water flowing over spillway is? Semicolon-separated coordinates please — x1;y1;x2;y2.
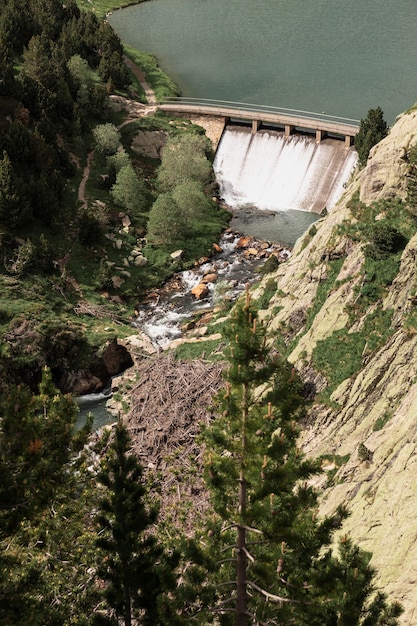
213;128;358;213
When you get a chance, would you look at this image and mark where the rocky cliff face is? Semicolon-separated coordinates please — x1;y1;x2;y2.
253;107;417;624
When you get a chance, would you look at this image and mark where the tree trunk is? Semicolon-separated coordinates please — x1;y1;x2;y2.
236;381;248;626
236;475;247;626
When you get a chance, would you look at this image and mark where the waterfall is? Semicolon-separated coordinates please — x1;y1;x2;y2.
213;127;358;213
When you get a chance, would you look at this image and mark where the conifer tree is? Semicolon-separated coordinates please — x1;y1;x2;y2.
355;106;389;167
0;367;96;625
0;150;31;229
193;288;401;625
0;366;81;530
94;422;179;626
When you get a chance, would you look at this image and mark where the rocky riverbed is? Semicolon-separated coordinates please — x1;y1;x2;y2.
131;229;291;350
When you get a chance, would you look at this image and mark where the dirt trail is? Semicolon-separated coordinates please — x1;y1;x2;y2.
123;55;157;107
78;149;95;208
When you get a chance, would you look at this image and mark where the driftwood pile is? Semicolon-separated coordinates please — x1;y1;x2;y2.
123;354;225;534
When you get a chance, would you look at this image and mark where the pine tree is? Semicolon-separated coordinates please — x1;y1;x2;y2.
324;535;403;626
0;150;31;229
0;368;97;625
0;366;81;530
355;106;389;167
94;422;179;626
191;289;402;625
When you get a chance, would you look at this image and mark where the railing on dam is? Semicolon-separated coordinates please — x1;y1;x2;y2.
159;97;361;147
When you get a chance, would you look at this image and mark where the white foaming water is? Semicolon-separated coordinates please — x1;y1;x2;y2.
142;310;187;347
214;128;358;213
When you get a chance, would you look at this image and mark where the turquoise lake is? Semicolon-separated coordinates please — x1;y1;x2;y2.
109;0;417;124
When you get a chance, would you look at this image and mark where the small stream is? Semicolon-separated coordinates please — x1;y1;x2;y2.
76;215;313;430
132;231;289;349
75;388;114;431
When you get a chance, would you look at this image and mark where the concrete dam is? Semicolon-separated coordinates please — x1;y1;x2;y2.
213;126;358;214
159;100;359;214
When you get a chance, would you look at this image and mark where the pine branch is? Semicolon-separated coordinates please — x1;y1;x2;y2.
245;580;304;604
224;521;263;535
240;545;255;563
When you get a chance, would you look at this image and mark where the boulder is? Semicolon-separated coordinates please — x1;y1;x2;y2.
170;249;184;261
236;236;252;249
111;275;125;288
191;283;209;299
133;254;148;267
65;339;134;396
100;338;134;378
245;247;259;257
121;215;131;228
72;374;103;396
202;272;218;284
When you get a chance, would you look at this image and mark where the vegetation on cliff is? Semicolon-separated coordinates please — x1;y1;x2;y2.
184;292;402;625
0;311;403;625
355;107;389;167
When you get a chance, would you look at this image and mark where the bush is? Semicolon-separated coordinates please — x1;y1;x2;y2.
258;254;280;275
365;222;407;260
78;204;109;246
93;123;121;155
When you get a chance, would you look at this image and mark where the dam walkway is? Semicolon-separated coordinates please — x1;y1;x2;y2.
159;98;361;147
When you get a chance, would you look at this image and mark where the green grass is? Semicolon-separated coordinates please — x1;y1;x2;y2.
173;338;225;361
403;310;417;335
312;307;393;397
304;258;344;333
123;44;181;102
373;411;392;432
76;0;143;19
253;278;277;311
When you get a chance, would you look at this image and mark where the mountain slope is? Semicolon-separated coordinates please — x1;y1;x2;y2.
253;107;417;624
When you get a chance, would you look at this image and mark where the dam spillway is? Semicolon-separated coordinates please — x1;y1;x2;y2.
213;127;358;214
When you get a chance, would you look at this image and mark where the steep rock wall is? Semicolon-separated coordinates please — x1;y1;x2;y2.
253;107;417;624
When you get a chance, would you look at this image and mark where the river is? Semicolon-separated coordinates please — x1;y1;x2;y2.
109;0;417;125
77;231;290;429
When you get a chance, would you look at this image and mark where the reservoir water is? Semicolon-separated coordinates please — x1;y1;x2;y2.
109;0;417;125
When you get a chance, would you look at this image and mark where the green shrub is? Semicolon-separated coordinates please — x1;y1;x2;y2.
365;222;408;260
258;254;280;275
360;253;401;304
358;442;372;462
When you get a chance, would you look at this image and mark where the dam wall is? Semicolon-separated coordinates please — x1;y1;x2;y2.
213;127;358;214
